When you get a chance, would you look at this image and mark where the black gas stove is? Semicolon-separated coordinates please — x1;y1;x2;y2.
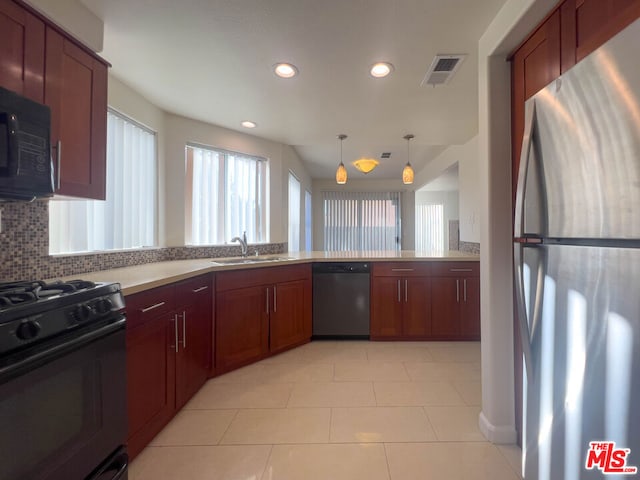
0;279;128;480
0;279;125;357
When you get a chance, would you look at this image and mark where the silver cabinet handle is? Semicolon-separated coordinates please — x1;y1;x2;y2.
463;279;467;303
392;268;414;272
192;286;209;293
182;310;187;349
170;315;178;353
456;279;460;303
397;280;401;303
450;268;473;272
273;285;277;313
266;287;270;314
514;100;536;238
55;140;62;190
141;301;166;313
404;279;408;303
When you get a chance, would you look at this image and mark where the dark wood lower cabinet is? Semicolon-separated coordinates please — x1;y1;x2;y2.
371;262;479;341
215;285;269;374
126;313;176;459
269;279;309;354
125;274;213;460
371;276;432;339
215;264;312;374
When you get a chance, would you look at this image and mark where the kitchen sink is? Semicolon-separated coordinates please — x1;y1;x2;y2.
211;256;295;265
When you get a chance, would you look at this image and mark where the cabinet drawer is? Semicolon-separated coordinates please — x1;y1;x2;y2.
126;284;176;329
372;262;431;277
175;274;212;306
430;262;479;277
217;264;310;292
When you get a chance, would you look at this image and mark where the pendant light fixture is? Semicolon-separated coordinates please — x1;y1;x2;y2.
402;134;415;185
335;134;348;184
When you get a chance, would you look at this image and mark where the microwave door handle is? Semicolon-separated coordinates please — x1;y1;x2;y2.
0;112;20;176
514;100;536;238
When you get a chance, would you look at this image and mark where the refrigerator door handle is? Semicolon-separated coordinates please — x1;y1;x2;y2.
514;242;534;380
514;100;536;238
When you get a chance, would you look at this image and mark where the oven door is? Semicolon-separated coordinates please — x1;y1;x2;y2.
0;318;127;480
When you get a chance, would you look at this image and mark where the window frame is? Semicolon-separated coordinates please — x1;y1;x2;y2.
185;143;269;246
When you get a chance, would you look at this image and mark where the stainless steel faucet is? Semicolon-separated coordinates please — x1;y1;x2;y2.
231;231;248;257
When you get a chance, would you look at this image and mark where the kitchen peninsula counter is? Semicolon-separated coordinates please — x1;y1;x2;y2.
67;250;479;296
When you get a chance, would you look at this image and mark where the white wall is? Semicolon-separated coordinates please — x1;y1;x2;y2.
108;79;313;249
312;179;415;251
415;136;480;244
415;191;459;250
23;0;103;52
477;0;558;444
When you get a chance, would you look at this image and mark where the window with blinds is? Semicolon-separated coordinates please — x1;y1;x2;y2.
288;172;301;252
185;144;268;245
49;109;156;254
322;191;401;251
415;203;444;251
304;190;312;251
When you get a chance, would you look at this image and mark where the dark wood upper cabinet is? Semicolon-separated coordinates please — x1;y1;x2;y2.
45;27;108;200
0;0;44;101
511;9;561;202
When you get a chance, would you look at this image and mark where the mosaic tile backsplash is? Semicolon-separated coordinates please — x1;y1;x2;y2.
0;201;286;282
459;241;481;254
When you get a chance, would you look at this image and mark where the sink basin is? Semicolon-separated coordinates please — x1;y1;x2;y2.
212;256;295;265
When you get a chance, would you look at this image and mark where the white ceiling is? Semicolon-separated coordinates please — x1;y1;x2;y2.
81;0;507;180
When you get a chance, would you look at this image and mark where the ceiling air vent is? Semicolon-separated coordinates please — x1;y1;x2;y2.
381;152;391;159
421;54;467;87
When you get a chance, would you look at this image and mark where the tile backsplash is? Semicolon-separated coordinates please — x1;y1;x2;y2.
0;201;286;282
459;241;480;254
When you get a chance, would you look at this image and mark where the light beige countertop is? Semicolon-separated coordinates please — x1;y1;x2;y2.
66;250;479;296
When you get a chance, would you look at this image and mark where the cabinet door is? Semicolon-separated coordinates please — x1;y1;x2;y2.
0;1;44;101
460;277;481;339
270;279;307;354
126;315;176;459
216;285;268;374
175;283;212;409
511;10;560;203
370;276;403;338
403;277;432;338
45;27;107;199
430;277;461;338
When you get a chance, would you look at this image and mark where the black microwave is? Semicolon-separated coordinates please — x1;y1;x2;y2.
0;87;54;201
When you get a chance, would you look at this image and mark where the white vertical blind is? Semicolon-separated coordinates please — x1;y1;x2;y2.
304;190;312;251
415;204;444;251
288;172;301;252
186;145;268;245
322;191;401;251
49;110;156;254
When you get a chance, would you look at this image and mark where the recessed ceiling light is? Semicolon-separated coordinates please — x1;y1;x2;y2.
241;120;257;128
370;62;394;78
274;63;298;78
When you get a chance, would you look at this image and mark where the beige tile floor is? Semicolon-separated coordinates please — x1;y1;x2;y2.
131;341;523;480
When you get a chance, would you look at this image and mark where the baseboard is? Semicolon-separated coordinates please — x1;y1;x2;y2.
479;411;518;444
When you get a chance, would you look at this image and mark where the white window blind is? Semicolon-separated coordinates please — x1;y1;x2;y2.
304;190;312;251
415;204;444;251
322;191;401;251
186;144;268;245
49;110;156;254
288;172;301;252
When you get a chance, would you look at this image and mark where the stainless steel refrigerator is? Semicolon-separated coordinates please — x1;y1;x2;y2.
513;18;640;480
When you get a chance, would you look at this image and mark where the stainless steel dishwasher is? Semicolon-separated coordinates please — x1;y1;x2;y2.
312;262;370;339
